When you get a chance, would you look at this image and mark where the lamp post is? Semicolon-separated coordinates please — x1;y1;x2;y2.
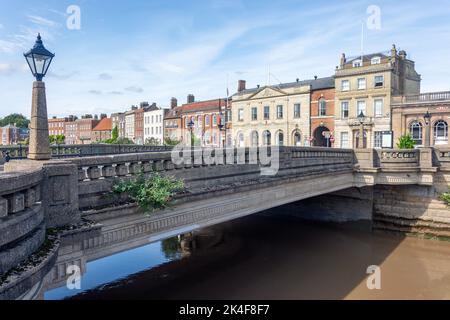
424;110;432;147
218;113;226;148
357;111;366;149
187;119;195;147
24;34;55;160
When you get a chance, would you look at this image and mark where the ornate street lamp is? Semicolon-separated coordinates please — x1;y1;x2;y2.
424;110;432;147
357;111;366;149
424;111;431;126
24;34;55;81
24;34;55;160
187;119;195;147
218;113;226;148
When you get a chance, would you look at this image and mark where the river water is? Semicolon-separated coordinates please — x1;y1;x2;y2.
44;214;450;300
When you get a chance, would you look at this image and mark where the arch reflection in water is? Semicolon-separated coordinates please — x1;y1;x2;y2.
44;239;182;300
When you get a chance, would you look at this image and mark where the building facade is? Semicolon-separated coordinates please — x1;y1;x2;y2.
310;84;336;147
179;96;227;147
92;117;112;142
0;125;20;145
76;115;100;145
125;109;136;142
48;117;69;137
65;121;78;145
144;106;167;145
164;98;182;143
111;112;125;139
392;92;450;148
334;45;421;149
232;78;333;147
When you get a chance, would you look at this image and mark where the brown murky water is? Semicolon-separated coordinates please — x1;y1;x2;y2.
57;214;450;300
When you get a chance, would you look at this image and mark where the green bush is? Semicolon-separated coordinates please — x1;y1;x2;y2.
440;187;450;207
112;173;184;213
397;134;416;149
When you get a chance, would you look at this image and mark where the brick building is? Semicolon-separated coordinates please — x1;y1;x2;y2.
310;82;335;147
92;117;112;142
76;115;100;145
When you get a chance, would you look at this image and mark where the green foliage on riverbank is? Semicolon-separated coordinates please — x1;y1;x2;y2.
112;173;184;212
440;187;450;207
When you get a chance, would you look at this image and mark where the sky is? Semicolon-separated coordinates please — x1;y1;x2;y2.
1;0;450;118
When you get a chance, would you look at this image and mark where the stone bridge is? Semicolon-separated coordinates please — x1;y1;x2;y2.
1;146;449;299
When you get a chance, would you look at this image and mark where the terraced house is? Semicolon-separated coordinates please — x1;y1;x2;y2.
231;78;334;147
334;45;421;149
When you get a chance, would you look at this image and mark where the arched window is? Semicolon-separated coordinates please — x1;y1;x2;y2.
205;116;210;127
251;131;259;147
409;121;423;146
197;116;203;127
434;120;448;144
277;131;284;146
293;132;302;147
319;99;327;117
262;130;271;146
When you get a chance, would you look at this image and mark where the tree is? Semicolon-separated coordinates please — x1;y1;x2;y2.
397;134;416;149
164;137;181;146
111;126;119;141
145;137;161;146
0;114;30;128
49;134;65;145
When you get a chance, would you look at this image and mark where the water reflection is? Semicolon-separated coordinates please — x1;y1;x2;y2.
41;214;450;300
45;239;182;300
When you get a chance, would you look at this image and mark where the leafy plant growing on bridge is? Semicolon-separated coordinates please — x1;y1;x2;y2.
112;173;184;213
397;134;416;149
440;187;450;207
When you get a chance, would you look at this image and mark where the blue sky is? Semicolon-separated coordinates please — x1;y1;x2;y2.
1;0;450;118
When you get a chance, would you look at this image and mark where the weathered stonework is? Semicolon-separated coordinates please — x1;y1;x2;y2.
28;81;51;161
0;197;7;218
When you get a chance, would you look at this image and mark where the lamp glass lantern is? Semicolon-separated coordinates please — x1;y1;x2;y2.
358;111;366;124
24;34;55;81
424;111;432;126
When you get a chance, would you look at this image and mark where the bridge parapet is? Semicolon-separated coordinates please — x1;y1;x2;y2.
0;167;45;275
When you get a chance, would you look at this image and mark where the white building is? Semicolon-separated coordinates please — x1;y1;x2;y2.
125;111;135;142
144;106;167;145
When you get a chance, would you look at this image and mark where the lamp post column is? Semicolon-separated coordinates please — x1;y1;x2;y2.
424;123;431;147
28;81;51;160
358;123;364;149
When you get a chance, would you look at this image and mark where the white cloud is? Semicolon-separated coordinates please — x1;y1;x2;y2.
27;15;58;27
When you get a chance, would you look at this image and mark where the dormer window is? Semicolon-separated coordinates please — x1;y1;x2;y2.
353;59;362;68
371;57;381;65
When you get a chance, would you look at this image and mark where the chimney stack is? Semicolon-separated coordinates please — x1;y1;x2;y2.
238;80;246;93
100;113;107;119
340;53;346;69
170;97;178;109
187;94;195;104
314;75;318;80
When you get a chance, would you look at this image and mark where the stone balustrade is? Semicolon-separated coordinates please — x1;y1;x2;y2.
0;144;174;162
377;149;420;168
435;148;450;170
0;168;45;275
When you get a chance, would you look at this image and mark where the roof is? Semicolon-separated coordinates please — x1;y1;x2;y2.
164;99;227;119
346;52;390;64
93;118;112;131
234;77;335;97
